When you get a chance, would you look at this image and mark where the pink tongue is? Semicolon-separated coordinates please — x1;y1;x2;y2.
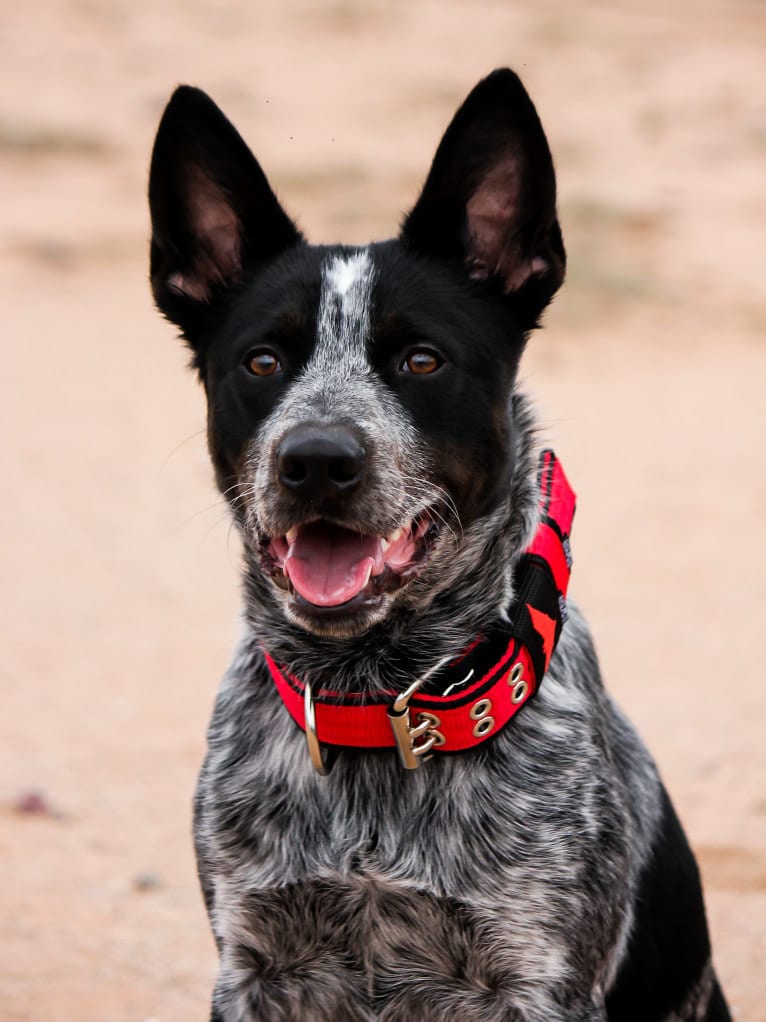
284;522;382;607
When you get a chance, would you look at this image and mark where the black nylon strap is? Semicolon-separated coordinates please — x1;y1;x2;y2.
507;553;565;689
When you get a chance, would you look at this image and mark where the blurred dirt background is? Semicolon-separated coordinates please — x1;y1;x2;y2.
1;1;765;1019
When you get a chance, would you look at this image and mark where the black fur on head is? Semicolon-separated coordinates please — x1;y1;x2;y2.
149;70;564;351
148;69;564;660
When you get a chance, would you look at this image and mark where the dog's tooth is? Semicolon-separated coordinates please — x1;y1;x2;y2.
388;527;403;544
380;538;390;553
286;528;298;545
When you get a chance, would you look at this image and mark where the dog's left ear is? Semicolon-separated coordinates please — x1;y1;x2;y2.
401;69;565;327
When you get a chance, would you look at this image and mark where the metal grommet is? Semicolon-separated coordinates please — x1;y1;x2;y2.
508;662;524;686
469;698;492;720
429;730;446;747
472;716;495;738
416;711;441;729
511;679;529;705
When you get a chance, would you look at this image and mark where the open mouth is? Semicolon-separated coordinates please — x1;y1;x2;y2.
261;512;437;615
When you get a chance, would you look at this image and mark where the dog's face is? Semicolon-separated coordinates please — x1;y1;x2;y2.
149;71;564;638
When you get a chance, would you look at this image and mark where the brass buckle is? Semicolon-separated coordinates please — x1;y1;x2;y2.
304;680;334;775
387;655;451;770
305;656;452;774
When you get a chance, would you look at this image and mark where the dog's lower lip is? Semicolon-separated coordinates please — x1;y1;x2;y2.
291;589;382;618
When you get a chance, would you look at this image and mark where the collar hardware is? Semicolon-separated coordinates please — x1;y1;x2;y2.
509;662;529;703
387;672;444;770
304;680;334;775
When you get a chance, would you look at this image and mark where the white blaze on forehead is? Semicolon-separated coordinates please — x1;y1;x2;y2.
315;248;374;370
326;249;371;297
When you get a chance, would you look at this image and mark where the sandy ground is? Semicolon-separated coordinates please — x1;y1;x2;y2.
1;1;765;1019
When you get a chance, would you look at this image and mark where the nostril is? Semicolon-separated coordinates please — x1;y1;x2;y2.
279;455;307;485
328;456;362;485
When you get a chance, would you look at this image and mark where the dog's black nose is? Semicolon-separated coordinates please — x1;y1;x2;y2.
277;426;366;500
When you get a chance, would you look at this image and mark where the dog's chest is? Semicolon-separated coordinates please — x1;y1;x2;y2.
205;737;573;1017
197;651;632;1016
211;870;575;1020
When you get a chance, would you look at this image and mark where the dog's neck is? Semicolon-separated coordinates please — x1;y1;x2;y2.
256;448;575;771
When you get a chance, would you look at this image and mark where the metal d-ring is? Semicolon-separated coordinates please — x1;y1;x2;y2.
304;680;333;775
388;654;452;770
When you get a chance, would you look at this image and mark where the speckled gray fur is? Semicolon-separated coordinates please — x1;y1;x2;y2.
197;609;669;1022
190;251;722;1021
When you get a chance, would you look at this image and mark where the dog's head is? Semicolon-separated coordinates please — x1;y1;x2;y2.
149;70;564;642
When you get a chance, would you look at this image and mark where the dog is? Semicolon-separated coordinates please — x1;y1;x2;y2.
148;69;731;1022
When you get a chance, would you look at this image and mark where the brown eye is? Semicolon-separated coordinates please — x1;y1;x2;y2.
246;350;281;377
402;350;442;375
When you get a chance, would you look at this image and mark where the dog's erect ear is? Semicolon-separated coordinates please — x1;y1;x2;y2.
149;86;302;330
401;69;565;326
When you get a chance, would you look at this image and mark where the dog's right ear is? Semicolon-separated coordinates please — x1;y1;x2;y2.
149;86;302;340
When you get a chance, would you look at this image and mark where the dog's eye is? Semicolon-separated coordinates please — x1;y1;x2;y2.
246;350;282;377
401;350;442;375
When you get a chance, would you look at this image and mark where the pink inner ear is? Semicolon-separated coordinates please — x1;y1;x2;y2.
167;270;207;302
465;157;546;293
171;172;243;302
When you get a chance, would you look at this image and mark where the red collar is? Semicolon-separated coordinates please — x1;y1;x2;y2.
263;449;576;771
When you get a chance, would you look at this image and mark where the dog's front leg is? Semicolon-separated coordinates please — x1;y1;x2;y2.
493;998;608;1022
207;959;378;1022
521;997;607;1022
208;966;242;1022
571;1005;607;1022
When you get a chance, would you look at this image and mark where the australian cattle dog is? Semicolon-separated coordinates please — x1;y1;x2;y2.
149;69;731;1021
